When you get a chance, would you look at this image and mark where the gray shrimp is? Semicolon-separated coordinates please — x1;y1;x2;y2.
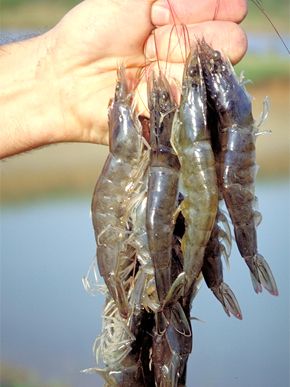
146;70;181;307
199;40;278;296
91;66;147;318
171;46;218;298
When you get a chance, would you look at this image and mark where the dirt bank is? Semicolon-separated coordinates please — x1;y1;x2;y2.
1;79;289;203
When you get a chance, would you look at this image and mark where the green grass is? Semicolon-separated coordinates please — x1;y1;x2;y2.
2;0;290;31
248;0;289;18
235;54;290;83
242;0;290;31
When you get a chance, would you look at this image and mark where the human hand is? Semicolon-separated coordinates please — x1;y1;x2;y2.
49;0;247;145
0;0;247;157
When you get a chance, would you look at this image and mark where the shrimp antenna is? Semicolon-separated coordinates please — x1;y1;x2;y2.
250;0;290;55
166;0;190;65
135;65;150;115
179;23;191;61
166;0;179;26
153;30;162;75
165;25;175;76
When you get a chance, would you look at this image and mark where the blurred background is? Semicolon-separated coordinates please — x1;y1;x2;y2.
1;1;289;386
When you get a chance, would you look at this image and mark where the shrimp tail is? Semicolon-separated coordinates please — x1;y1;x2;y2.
246;253;279;296
170;302;191;336
212;283;243;320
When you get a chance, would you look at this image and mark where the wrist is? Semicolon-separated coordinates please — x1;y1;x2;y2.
0;30;82;157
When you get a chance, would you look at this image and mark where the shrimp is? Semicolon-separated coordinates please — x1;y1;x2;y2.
199;40;278;296
91;66;147;318
171;46;218;298
145;68;190;338
145;70;180;307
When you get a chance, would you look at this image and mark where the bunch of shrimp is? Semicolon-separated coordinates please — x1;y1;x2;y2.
85;1;282;384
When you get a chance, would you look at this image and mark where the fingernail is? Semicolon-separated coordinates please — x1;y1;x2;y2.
151;1;171;26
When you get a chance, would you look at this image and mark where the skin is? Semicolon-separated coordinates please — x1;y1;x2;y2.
0;0;248;158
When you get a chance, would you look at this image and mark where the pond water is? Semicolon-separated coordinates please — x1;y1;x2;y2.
1;179;289;387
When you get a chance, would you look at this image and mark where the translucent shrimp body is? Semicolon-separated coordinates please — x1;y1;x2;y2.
91;67;146;318
199;41;278;296
171;49;218;296
146;71;180;306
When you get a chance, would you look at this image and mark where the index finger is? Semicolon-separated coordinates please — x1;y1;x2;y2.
151;0;248;26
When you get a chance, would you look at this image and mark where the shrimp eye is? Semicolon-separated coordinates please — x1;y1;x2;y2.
213;50;221;60
188;66;196;77
161;91;169;101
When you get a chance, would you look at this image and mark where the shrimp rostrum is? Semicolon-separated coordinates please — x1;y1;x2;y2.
199;40;278;296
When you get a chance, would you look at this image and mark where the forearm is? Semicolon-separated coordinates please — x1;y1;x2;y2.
0;32;79;158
